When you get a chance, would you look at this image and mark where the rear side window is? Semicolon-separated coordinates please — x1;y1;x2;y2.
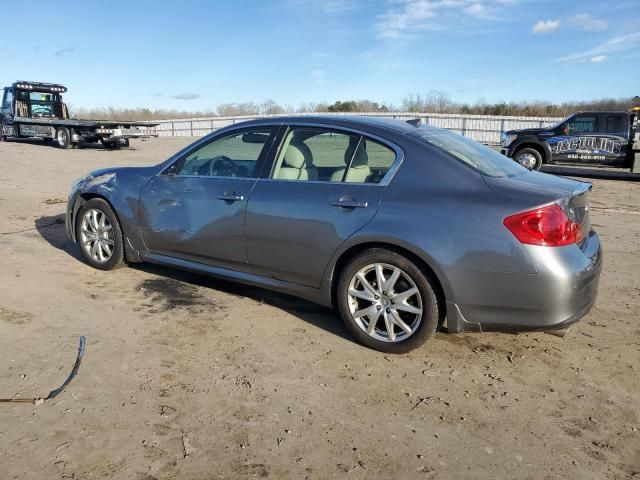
270;127;396;183
605;115;625;133
410;127;527;178
567;115;597;134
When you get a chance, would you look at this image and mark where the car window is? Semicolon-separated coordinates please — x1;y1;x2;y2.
410;127;527;178
605;114;625;134
177;127;276;178
271;127;396;183
567;115;597;134
348;137;396;184
271;127;358;182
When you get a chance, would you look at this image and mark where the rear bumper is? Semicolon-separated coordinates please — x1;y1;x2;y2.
446;230;602;333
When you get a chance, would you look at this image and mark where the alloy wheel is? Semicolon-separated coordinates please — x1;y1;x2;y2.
347;263;423;342
80;209;115;263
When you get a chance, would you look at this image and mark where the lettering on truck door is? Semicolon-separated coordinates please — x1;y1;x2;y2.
546;113;625;166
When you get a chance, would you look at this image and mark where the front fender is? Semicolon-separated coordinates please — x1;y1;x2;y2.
72;167;157;258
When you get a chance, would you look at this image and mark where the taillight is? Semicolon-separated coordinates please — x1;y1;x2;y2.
503;203;583;247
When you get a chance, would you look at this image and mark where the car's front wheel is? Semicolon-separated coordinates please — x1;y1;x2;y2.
514;148;542;171
337;248;441;353
76;198;125;270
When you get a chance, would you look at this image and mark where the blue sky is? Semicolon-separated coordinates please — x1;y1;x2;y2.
0;0;638;110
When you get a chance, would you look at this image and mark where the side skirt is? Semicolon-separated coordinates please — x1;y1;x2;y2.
141;252;332;307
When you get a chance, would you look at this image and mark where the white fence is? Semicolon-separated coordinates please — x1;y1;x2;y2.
152;112;563;145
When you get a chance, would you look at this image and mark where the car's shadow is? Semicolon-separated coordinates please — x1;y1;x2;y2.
35;214;84;262
34;214;350;342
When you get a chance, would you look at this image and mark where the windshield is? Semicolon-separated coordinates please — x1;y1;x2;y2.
31;92;56;117
410;127;528;178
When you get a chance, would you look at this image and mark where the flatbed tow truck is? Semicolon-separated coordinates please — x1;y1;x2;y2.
0;81;158;149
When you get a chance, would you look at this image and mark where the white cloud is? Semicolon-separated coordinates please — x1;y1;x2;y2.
571;13;608;31
376;0;513;39
559;31;640;62
589;55;608;63
532;19;560;33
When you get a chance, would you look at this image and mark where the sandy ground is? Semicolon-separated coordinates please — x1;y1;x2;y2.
0;137;638;480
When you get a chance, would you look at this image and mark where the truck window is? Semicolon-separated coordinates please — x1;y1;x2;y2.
605;114;625;134
2;89;12;110
567;115;597;134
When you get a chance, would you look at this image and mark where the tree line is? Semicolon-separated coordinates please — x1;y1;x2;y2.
71;91;636;121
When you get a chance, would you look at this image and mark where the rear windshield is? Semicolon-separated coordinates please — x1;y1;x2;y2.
410;127;527;178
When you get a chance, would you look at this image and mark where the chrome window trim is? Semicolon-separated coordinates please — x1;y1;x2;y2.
265;122;405;187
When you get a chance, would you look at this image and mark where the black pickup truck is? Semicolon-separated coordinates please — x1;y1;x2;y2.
0;81;157;149
500;111;639;171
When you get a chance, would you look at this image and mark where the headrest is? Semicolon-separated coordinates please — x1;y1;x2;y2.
284;142;312;168
351;144;369;168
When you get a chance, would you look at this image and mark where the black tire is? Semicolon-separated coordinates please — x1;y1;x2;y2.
55;127;72;149
75;198;125;271
337;248;441;353
0;120;7;141
101;139;120;150
514;147;543;171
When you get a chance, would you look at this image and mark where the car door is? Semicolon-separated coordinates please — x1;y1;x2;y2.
1;88;15;134
244;125;401;288
138;125;279;272
550;113;625;166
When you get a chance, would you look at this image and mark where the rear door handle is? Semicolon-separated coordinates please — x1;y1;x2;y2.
217;193;245;202
331;199;368;209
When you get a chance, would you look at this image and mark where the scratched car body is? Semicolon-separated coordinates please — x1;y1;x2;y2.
66;116;602;352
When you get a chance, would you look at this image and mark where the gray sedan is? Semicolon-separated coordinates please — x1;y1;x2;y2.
66;116;602;353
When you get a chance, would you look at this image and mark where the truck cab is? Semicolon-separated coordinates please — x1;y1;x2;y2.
501;111;637;171
1;82;70;140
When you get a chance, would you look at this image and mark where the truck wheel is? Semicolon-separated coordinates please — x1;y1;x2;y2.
0;120;7;141
101;139;118;150
514;148;542;171
55;127;72;149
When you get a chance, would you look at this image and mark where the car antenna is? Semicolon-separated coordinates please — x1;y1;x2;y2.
406;118;422;127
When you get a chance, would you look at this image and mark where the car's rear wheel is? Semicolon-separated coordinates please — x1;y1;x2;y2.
76;198;125;270
337;248;440;353
55;127;72;149
514;148;542;171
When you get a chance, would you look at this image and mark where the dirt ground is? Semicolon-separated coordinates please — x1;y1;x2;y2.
0;137;638;480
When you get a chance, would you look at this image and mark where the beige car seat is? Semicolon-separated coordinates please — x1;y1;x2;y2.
276;141;318;180
330;141;371;183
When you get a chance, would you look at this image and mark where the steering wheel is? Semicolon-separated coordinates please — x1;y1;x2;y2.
208;155;237;177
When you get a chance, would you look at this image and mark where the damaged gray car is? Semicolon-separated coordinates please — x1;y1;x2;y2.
66;116;602;353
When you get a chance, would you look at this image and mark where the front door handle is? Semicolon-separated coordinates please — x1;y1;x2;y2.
331;199;368;209
217;192;245;202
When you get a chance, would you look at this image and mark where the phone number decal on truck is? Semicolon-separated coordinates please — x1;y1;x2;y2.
567;154;607;161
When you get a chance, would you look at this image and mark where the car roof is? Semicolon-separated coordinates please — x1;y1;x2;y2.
241;115;423;135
